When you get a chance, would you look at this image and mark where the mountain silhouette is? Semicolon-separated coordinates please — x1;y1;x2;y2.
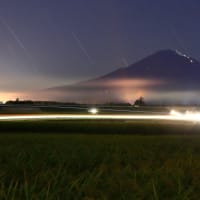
47;49;200;103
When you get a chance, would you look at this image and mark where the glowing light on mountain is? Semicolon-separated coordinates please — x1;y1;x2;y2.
83;79;164;88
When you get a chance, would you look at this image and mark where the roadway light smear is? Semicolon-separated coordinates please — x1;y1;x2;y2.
0;112;199;122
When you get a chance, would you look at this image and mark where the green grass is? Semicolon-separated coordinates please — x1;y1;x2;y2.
0;132;200;199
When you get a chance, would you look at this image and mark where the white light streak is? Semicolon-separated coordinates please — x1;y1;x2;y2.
170;109;182;117
122;57;129;67
88;108;98;114
0;16;38;72
170;109;200;122
0;16;27;52
72;32;93;64
0;113;199;122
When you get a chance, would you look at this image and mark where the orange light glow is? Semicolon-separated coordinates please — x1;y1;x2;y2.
0;91;31;103
83;78;165;88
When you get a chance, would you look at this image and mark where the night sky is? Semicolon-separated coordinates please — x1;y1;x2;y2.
0;0;200;101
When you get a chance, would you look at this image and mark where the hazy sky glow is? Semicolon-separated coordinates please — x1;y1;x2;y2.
0;0;200;101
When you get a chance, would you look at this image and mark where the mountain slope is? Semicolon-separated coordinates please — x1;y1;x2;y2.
46;49;200;103
95;49;200;85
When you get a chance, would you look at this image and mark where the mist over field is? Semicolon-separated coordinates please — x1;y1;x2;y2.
35;50;200;104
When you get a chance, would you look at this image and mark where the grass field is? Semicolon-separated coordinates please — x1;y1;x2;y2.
0;104;170;114
0;120;200;199
0;120;200;134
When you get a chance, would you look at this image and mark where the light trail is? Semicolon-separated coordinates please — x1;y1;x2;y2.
0;16;27;52
0;16;38;73
0;113;199;122
72;32;93;64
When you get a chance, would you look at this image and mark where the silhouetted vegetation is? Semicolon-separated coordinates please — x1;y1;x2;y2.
103;102;132;106
134;96;145;106
6;99;34;105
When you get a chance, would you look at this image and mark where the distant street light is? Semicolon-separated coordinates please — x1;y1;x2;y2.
88;108;99;114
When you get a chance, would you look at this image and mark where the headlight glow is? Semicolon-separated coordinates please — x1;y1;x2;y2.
88;108;98;114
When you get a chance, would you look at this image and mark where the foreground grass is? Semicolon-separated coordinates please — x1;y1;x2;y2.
0;120;200;135
0;133;200;199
